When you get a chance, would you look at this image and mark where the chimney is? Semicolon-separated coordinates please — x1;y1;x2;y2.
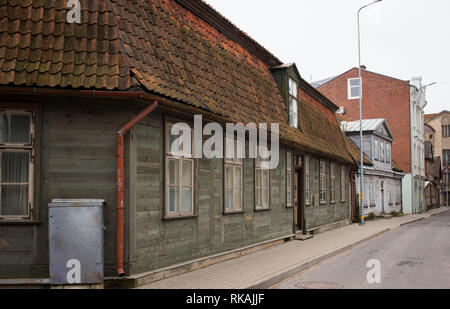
360;65;366;70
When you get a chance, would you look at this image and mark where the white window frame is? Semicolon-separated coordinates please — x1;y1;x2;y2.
0;110;35;220
319;160;327;204
224;138;243;213
330;163;336;203
347;78;361;100
286;151;293;207
386;143;391;164
305;156;311;205
374;139;379;161
288;78;299;129
255;148;270;210
165;121;194;218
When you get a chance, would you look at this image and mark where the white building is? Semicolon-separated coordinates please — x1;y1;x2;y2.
406;77;427;214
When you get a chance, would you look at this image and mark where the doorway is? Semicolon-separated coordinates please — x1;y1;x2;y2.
294;155;304;231
380;180;385;214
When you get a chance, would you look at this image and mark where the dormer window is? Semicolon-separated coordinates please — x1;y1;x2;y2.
288;78;299;128
347;78;361;100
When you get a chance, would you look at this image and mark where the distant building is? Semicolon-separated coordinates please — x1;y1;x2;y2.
425;110;450;206
314;67;427;214
341;119;404;216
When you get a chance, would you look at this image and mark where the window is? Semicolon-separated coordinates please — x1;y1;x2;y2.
340;165;346;202
374;139;379;161
330;163;336;203
396;184;401;205
165;121;194;217
347;78;361;99
319;160;326;204
305;157;311;205
224;138;243;213
286;151;293;207
370;181;375;207
386;143;391;164
0;110;35;219
380;141;385;162
288;78;299;128
255;147;270;210
443;125;450;138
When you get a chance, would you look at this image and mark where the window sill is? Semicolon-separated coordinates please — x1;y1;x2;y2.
162;215;197;221
0;220;41;226
330;201;336;204
254;207;271;212
319;201;327;205
223;210;245;215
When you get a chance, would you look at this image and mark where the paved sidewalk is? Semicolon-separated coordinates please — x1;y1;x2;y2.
139;207;449;289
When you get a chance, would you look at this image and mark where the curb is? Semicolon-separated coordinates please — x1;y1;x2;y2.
399;217;425;226
244;228;392;289
429;208;449;217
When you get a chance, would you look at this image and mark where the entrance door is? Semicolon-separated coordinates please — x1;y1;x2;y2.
380;180;385;214
294;156;304;231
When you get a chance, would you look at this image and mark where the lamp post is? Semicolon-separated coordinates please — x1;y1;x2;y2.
357;0;382;226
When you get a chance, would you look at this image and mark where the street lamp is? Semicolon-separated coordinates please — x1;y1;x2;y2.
357;0;383;226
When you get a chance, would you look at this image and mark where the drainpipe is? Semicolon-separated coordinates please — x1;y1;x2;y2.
116;101;158;276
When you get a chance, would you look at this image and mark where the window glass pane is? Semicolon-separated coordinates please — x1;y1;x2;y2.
167;158;179;185
350;79;360;87
234;189;242;210
262;188;269;208
289;97;298;128
289;78;298;97
0;184;28;216
351;86;360;98
235;166;242;189
256;169;261;187
225;165;233;188
1;113;31;144
167;187;178;213
225;189;233;210
287;152;292;169
182;187;192;213
182;160;192;186
262;170;269;188
1;151;29;183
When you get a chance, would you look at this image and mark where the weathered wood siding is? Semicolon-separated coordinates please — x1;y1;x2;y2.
0;98;130;278
128;111;293;275
304;157;351;230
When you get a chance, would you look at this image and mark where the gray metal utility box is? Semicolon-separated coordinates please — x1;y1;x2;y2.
49;199;105;285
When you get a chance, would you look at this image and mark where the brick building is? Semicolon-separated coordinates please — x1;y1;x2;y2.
313;67;427;214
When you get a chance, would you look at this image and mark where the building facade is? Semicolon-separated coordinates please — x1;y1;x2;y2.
341;119;404;216
0;0;354;283
425;110;450;206
314;68;427;214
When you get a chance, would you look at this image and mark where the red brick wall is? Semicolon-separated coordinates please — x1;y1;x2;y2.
317;68;412;173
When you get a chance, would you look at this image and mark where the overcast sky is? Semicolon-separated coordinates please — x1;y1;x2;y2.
204;0;449;114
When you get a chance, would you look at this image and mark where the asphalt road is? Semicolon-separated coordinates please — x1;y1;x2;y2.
274;210;450;289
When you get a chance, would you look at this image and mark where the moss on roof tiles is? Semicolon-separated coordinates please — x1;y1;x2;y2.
0;0;353;163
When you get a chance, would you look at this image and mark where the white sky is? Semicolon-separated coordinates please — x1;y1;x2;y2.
204;0;450;114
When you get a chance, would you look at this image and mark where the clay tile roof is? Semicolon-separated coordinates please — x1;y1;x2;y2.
0;0;353;163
